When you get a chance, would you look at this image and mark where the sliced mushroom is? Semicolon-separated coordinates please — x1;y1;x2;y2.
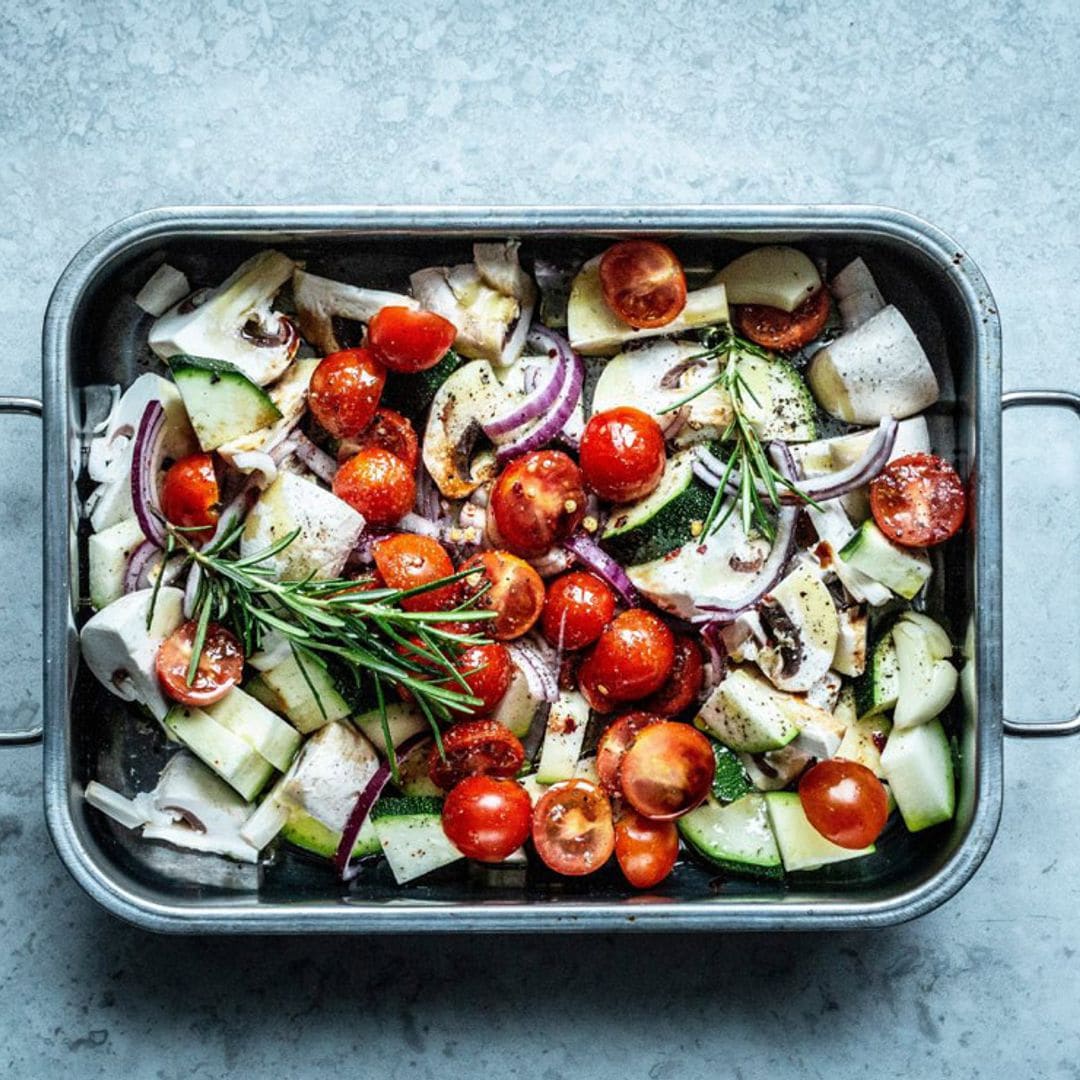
422;360;509;498
292;268;417;356
739;744;814;791
148;250;299;386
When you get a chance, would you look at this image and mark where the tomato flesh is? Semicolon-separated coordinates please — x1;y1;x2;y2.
531;779;615;876
156;620;244;707
733;284;831;353
441;776;532;862
160;453;220;537
639;636;705;717
599;240;687;329
367;305;457;374
428;718;524;790
459;550;546;640
333;446;416;527
799;759;888;849
308;347;386;440
373;533;458;612
869;453;966;548
540;570;616;651
618;721;715;820
578;609;675;709
615;809;679;888
579;407;667;504
490;450;586;558
596;711;663;794
343;408;419;471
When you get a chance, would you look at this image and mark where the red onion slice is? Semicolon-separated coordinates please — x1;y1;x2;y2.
495;343;584;465
562;532;639;606
483;332;568;440
294;431;338;484
123;540;160;594
130;401;167;547
335;731;427;880
506;639;559;703
694;417;898;504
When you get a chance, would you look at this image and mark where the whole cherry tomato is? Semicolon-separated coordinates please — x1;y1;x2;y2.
367;306;457;374
615;809;679;888
799;759;889;849
333;446;416;527
160;453;220;537
309;347;386;440
428;718;525;790
598;240;687;329
373;533;458;612
578;609;675;710
490;450;586;558
442;776;532;862
156;620;244;707
458;550;546;640
732;284;831;352
579;407;667;503
540;570;616;651
618;721;715;820
869;453;966;548
531;779;615;876
441;642;513;716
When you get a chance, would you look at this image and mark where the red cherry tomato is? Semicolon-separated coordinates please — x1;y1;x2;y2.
799;759;889;849
343;408;419;471
618;721;715;820
373;533;458;612
490;450;586;558
869;453;966;548
441;642;513;716
367;305;457;374
599;240;688;329
428;718;524;790
578;609;675;709
639;636;705;717
156;620;244;707
308;347;387;440
333;446;416;527
579;407;667;504
596;711;663;793
540;570;616;651
732;284;831;353
442;776;532;862
160;453;220;537
615;809;679;888
531;779;615;876
458;550;545;640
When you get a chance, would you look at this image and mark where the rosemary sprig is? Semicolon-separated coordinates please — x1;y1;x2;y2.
162;523;496;769
660;327;813;541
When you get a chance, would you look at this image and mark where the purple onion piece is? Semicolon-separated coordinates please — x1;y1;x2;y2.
506;639;559;703
123;540;161;594
130;400;167;547
483;333;568;440
293;431;338;484
495;345;584;465
561;532;639;607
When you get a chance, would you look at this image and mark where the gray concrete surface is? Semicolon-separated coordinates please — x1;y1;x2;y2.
1;1;1078;1076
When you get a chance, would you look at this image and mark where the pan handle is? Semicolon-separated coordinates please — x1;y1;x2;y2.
1001;389;1080;738
0;395;44;745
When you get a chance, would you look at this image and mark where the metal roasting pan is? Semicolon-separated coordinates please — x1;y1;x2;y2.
7;205;1078;934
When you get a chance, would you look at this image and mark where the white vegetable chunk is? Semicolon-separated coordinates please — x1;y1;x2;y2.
134;264;191;317
713;246;822;312
807;305;939;424
829;257;886;330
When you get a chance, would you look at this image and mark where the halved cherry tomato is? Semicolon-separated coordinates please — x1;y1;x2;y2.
333;446;416;527
440;642;513;716
458;550;545;640
156;620;244;707
596;711;663;793
869;453;966;548
732;284;831;353
531;778;615;876
343;408;419;471
367;305;457;374
308;347;386;440
799;759;888;849
578;609;675;710
490;450;586;558
160;453;220;537
615;809;679;888
540;570;616;651
579;407;667;503
618;721;715;820
639;636;705;717
428;718;524;790
599;240;687;329
442;775;532;862
373;533;458;612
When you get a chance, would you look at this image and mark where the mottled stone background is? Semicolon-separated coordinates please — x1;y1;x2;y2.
0;1;1077;1076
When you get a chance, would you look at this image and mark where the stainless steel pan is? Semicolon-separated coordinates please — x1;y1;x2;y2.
10;205;1077;932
